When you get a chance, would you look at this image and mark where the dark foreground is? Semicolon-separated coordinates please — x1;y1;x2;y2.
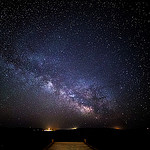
0;127;150;150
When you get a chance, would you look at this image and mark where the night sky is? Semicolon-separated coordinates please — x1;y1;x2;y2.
0;0;150;129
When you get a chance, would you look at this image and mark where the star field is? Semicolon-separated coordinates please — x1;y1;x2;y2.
0;0;150;129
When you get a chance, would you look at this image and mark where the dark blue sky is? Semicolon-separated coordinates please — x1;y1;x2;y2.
0;0;149;129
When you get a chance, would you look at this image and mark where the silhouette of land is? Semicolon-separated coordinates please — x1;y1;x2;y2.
0;127;149;150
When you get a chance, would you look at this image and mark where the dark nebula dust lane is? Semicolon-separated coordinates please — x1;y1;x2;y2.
0;0;150;129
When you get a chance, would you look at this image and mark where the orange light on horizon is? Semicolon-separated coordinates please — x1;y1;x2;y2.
113;126;122;130
71;127;78;130
44;128;54;131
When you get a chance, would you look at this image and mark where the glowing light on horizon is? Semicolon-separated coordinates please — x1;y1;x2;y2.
44;128;54;131
71;127;78;130
113;126;122;130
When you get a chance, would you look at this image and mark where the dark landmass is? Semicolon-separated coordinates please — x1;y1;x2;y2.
0;127;150;150
0;127;52;150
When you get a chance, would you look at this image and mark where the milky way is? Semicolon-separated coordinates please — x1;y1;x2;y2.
0;1;150;128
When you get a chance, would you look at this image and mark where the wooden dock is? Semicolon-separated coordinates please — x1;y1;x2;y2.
48;142;93;150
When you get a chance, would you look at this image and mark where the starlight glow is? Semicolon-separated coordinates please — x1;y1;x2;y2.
0;0;149;129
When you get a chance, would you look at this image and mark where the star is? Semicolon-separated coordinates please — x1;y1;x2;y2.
0;0;149;129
